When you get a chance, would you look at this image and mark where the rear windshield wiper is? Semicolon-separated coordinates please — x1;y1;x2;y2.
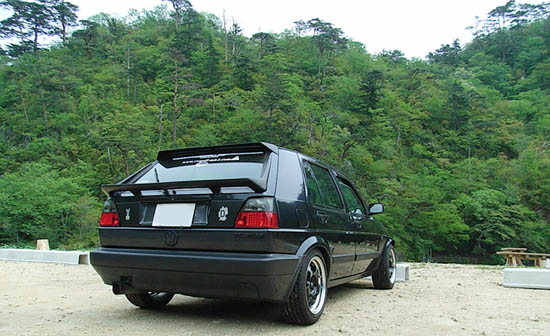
154;167;160;183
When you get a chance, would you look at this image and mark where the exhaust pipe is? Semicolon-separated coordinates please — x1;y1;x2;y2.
112;281;142;295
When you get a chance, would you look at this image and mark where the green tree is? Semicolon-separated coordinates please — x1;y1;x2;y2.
45;0;79;46
0;162;98;247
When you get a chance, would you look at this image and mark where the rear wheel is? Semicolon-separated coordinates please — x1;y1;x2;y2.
282;249;327;325
125;291;174;309
372;245;396;289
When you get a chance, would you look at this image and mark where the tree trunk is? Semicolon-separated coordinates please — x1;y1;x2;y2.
307;110;313;145
133;70;137;103
122;150;129;176
340;141;356;161
61;211;66;240
18;83;29;126
126;43;130;99
172;111;178;144
258;39;262;60
212;93;216;122
396;128;401;151
33;29;38;53
231;25;236;65
107;146;114;173
17;23;25;45
38;82;49;136
62;21;67;47
158;105;163;152
223;10;228;63
172;59;179;143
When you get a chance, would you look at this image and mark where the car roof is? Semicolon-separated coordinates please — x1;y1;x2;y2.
275;145;351;182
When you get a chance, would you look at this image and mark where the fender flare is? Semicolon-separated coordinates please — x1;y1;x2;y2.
384;237;395;251
295;235;332;272
282;235;332;301
368;237;394;274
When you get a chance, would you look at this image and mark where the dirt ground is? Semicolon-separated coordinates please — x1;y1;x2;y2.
1;261;549;336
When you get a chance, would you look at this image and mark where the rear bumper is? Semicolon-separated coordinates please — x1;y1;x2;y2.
90;247;300;303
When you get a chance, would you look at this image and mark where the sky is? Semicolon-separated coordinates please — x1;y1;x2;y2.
4;0;549;58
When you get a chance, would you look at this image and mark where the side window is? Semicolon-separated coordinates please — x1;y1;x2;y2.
337;178;366;215
303;162;323;206
304;161;343;209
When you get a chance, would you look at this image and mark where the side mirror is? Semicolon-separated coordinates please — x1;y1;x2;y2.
369;203;384;215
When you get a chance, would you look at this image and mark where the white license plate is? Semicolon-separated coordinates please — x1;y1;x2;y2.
152;203;195;227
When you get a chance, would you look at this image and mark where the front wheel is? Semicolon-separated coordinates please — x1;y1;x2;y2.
372;245;396;289
125;291;174;309
282;249;328;325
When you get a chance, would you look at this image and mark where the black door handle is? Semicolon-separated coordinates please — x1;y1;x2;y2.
316;211;328;223
349;215;363;229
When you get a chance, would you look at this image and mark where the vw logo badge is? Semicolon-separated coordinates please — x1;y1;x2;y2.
164;231;178;247
218;206;228;221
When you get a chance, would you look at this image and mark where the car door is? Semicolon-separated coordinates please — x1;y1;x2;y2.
302;160;355;280
335;177;380;274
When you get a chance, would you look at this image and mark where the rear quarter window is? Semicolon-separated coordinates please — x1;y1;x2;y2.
303;161;343;209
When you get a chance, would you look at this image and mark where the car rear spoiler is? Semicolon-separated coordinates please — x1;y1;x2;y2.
157;142;278;168
101;177;267;196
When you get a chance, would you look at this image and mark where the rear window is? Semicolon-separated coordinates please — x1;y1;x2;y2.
135;152;267;184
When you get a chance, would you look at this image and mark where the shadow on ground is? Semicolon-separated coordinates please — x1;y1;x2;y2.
107;279;377;327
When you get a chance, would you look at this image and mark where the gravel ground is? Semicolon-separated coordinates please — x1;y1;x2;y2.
1;261;549;336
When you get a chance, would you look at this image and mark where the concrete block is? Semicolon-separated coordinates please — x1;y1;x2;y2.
503;268;550;290
396;263;410;282
79;252;90;265
362;263;410;282
36;239;49;250
545;259;550;269
0;249;89;265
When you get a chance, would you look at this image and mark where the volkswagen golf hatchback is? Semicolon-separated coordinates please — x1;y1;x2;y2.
90;142;395;325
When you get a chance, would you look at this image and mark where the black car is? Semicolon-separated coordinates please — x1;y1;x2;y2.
90;142;395;325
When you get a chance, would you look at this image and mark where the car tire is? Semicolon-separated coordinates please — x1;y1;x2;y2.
125;291;174;309
282;249;327;325
372;245;396;289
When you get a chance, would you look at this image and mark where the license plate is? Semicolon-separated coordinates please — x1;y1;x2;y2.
152;203;195;227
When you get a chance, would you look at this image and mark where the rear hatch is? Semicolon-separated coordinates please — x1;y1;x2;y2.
98;143;279;252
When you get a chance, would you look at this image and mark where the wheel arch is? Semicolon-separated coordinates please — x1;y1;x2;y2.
295;235;331;274
282;235;331;302
365;237;395;276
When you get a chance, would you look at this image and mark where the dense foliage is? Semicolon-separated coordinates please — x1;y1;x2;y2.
0;0;549;261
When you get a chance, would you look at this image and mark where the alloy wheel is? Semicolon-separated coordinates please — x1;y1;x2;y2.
305;256;327;315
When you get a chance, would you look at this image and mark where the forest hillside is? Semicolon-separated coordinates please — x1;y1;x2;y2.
0;0;549;262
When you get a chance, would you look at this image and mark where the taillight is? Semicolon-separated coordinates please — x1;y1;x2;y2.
235;197;278;229
99;198;119;227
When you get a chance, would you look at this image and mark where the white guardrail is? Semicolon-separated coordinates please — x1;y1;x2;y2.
0;249;89;265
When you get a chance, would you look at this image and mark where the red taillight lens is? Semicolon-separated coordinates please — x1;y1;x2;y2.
99;212;119;227
235;211;278;228
234;197;279;229
99;197;119;227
